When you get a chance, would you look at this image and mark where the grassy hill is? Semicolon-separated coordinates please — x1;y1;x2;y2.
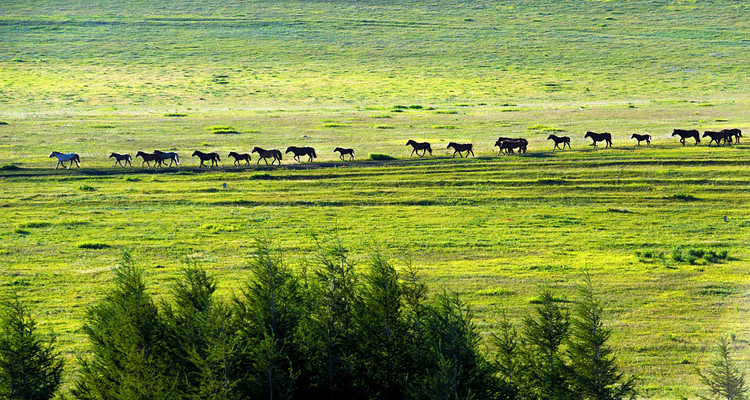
1;0;749;398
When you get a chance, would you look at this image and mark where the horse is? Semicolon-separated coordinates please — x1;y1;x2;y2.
49;152;80;169
109;152;132;167
251;147;282;165
671;129;700;146
135;151;163;167
446;142;474;158
720;128;742;144
703;131;732;147
192;151;220;168
584;131;612;148
285;146;317;162
153;150;180;167
406;140;432;156
494;138;527;155
546;134;571;150
333;147;354;161
631;134;652;147
228;152;251;167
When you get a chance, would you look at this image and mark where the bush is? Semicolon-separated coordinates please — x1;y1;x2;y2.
206;126;239;134
369;153;396;161
77;242;110;250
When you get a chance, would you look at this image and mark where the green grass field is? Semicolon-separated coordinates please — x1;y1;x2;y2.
1;0;749;398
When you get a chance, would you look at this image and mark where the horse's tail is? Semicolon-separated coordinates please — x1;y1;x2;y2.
216;154;220;161
75;154;81;165
311;149;317;158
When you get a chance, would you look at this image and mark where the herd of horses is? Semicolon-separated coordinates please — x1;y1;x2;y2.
46;128;743;169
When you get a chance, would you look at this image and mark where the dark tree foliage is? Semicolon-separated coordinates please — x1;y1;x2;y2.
0;293;63;400
492;307;521;400
164;264;239;400
356;254;409;400
520;288;573;400
233;240;304;400
411;292;496;400
697;336;748;400
568;276;636;400
72;253;178;400
298;238;361;399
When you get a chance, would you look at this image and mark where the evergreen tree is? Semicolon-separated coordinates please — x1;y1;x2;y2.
233;240;303;400
0;293;63;400
165;264;238;399
697;336;748;400
492;306;521;400
72;253;178;400
520;288;572;400
414;292;495;400
300;238;360;399
356;254;408;400
568;276;636;400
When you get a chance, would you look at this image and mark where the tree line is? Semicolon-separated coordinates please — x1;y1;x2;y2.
0;240;745;399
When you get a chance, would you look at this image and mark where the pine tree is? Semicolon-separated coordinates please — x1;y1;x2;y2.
356;254;408;400
414;291;495;400
492;306;521;400
697;336;748;400
165;264;238;399
72;253;178;400
233;240;303;400
300;238;360;399
0;293;63;400
520;288;572;400
568;276;636;400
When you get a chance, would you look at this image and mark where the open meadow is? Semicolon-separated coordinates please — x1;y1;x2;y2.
1;0;749;398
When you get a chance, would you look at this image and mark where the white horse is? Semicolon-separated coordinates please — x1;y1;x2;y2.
153;150;180;167
49;151;80;169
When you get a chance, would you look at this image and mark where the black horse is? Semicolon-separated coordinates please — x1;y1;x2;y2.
720;128;742;144
584;131;612;148
228;151;251;166
406;140;432;156
285;146;317;162
546;134;571;150
494;138;527;155
630;134;652;147
446;142;474;158
192;150;220;168
252;147;282;165
702;131;732;147
334;147;354;161
671;129;700;146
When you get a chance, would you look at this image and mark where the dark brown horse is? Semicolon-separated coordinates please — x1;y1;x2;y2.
285;146;317;162
672;129;700;146
252;147;282;165
703;131;732;147
630;134;652;147
494;138;527;155
334;147;354;161
192;150;220;168
228;151;251;166
109;152;132;167
135;151;163;167
584;131;612;148
446;142;474;158
720;128;742;144
546;134;571;150
406;140;432;156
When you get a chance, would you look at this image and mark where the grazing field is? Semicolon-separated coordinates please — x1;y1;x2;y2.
1;0;749;398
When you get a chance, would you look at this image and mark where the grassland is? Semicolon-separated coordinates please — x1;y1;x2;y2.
1;0;749;398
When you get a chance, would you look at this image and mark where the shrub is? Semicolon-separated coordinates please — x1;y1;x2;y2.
369;153;396;161
78;185;96;192
76;242;110;250
206;126;239;134
0;165;20;170
164;113;187;117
